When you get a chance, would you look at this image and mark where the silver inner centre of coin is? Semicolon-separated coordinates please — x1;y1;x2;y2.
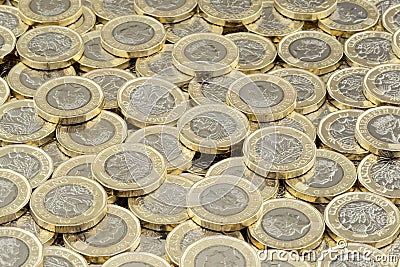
394;12;400;27
194;245;246;266
374;71;400;97
0;107;44;135
376;0;400;15
283;74;314;102
367;114;400;144
113;21;155;45
189;111;237;140
145;0;186;11
171;17;209;38
286;0;325;8
289;37;331;62
46;83;92;111
84;37;115;62
69;118;116;146
355;37;392;62
210;0;252;14
93;75;127;104
259;7;289;31
141;133;181;162
239;81;284;108
28;33;72;58
234;39;265;65
103;0;135;15
43;255;73;267
305;157;344;188
20;68;65;90
331;2;368;25
338;73;367;101
0;152;41;180
129;84;175;116
67;163;92;178
0;237;29;266
0;177;17;208
142;183;187;215
184;40;227;63
371;159;400;190
0;12;18;30
29;0;71;16
329;116;359;149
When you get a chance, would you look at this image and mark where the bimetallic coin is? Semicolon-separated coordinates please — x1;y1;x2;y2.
34;76;104;125
355;106;400;157
248;199;325;250
0;100;56;146
372;0;400;16
383;4;400;34
17;26;84;70
83;68;135;110
92;143;167;197
172;33;239;77
118;77;188;127
278;31;343;75
0;227;43;267
165;15;223;44
181;236;260;267
0;26;15;64
92;0;136;23
305;101;338;128
102;252;170;267
41;140;70;169
68;6;96;34
327;67;375;109
44;246;88;267
135;229;168;259
30;176;107;233
274;0;336;21
325;192;400;248
134;0;197;23
0;5;28;37
126;126;195;173
243;126;317;179
64;205;141;264
345;31;399;68
101;15;166;58
286;149;357;203
318;109;368;159
187;175;263;231
7;63;76;99
0;77;9;106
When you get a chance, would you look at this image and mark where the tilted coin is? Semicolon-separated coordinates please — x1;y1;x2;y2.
206;157;279;201
278;31;343;75
101;15;166;58
118;77;188;127
325;192;400;248
0;26;15;64
274;0;336;21
243;126;316;178
371;0;400;16
172;32;239;77
7;63;76;99
41;140;70;169
165;15;223;44
68;6;96;34
34;76;104;125
92;143;167;197
327;67;375;109
82;68;135;110
177;104;250;154
344;31;400;68
318;109;368;159
18;0;82;26
382;4;400;34
0;5;28;37
285;149;357;203
248;198;325;250
91;0;136;23
43;246;88;267
56;111;127;157
135;229;168;260
0;77;9;106
272;69;326;115
305;101;338;128
0;100;56;146
0;227;43;267
186;150;239;175
64;204;141;264
0;144;53;188
102;252;170;267
17;26;84;70
0;169;31;224
187;175;263;231
226;32;277;73
134;0;197;23
126;125;195;173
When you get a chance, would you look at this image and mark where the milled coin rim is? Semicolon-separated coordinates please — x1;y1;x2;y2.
274;0;337;20
0;5;28;37
0;76;9;106
44;246;89;267
102;252;170;267
68;6;97;34
0;25;15;61
134;0;197;23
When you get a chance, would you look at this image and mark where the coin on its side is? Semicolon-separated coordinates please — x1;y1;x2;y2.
187;175;263;231
101;15;166;58
0;5;28;37
34;76;104;125
102;252;170;267
274;0;336;21
243;126;316;178
0;26;15;64
17;26;84;70
278;31;343;75
249;198;325;250
68;6;96;34
30;176;108;233
0;227;43;267
0;100;56;146
91;0;136;23
325;192;400;248
92;143;167;197
44;246;88;267
134;0;197;23
64;204;141;264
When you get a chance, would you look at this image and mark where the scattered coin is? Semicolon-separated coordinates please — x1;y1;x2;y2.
43;246;88;267
0;77;9;106
134;0;197;23
134;228;168;260
68;6;96;34
102;252;170;267
382;4;400;34
41;140;70;169
274;0;337;20
0;5;28;37
305;100;338;127
91;0;136;22
0;26;15;64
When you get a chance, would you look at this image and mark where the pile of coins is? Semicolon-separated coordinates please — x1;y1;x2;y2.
0;0;400;266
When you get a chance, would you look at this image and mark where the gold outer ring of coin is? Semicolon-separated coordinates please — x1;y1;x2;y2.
30;176;108;233
0;227;43;266
101;15;166;58
327;67;376;109
18;0;82;26
244;126;316;178
68;6;96;34
285;149;357;203
92;143;167;197
278;31;343;75
52;155;95;178
44;246;88;267
34;76;104;125
7;63;76;99
0;25;15;64
345;31;400;67
181;236;261;267
134;0;197;23
171;32;239;77
0;76;9;106
274;0;337;21
0;5;28;37
305;101;338;128
102;252;170;267
0;99;56;146
40;140;70;169
355;106;400;157
64;204;141;264
17;26;84;70
0;169;31;224
248;198;325;250
325;192;400;248
318;0;379;37
187;175;263;232
383;4;400;34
